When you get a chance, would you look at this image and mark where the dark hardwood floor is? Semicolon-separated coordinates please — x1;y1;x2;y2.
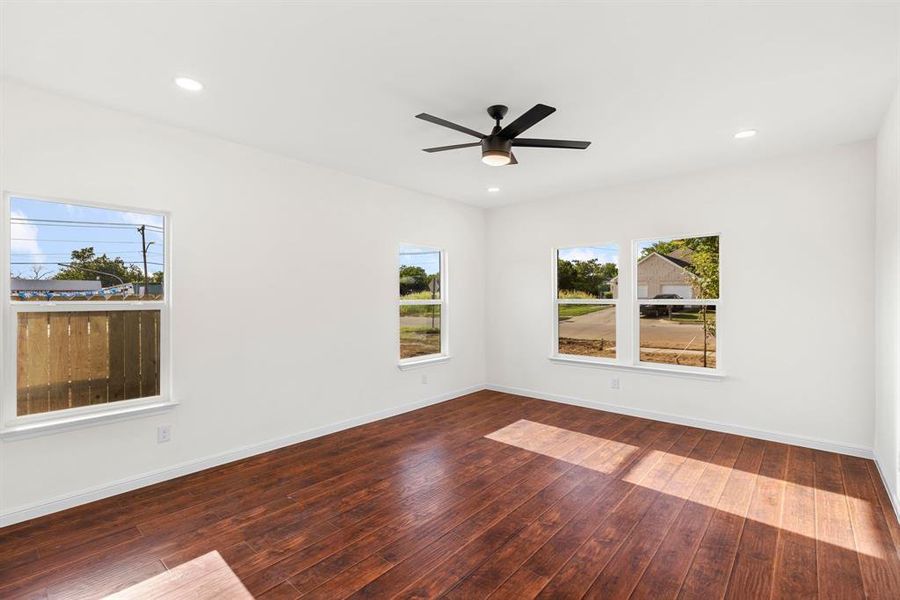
1;390;899;599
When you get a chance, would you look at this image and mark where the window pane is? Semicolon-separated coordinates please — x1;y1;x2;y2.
10;196;165;301
635;235;719;300
639;305;716;369
557;245;619;299
399;304;441;359
558;304;616;358
16;310;161;416
399;244;440;300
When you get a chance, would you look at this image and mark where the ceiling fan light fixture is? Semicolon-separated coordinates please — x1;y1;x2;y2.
482;150;511;166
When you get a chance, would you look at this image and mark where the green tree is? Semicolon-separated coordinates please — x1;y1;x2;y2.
556;258;577;292
399;265;429;296
557;258;619;298
53;247;158;288
640;240;679;258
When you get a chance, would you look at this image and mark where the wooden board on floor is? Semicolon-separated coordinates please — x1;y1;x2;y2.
103;551;252;600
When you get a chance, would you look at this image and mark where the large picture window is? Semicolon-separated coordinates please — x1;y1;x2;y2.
554;245;619;360
635;235;719;370
4;195;169;429
398;244;445;363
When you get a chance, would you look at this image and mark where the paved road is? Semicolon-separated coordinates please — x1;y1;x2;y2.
559;309;615;340
560;310;716;351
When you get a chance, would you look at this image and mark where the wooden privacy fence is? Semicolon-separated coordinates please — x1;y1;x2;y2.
16;310;161;417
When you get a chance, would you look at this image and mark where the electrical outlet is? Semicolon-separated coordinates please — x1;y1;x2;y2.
610;377;620;390
157;425;171;444
421;374;428;384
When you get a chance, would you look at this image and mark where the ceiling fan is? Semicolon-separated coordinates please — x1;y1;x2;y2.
415;103;591;166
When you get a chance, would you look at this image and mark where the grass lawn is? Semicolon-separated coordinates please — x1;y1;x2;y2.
668;311;717;324
558;304;613;319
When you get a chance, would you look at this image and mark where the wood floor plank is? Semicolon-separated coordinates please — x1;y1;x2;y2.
533;425;703;598
488;422;686;599
387;415;655;598
723;441;789;599
629;433;745;598
103;551;253;600
840;454;900;598
0;391;897;600
676;437;767;599
582;430;727;599
441;417;660;598
813;450;866;599
770;446;819;599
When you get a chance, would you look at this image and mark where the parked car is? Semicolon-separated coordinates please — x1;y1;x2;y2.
640;294;684;317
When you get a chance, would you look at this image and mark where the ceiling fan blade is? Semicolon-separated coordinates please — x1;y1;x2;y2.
508;152;518;165
422;142;481;153
415;113;486;139
512;138;591;150
498;104;556;139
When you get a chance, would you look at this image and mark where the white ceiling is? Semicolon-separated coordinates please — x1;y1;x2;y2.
2;2;898;208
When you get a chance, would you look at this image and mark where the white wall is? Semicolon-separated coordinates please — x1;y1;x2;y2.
486;143;876;454
875;83;900;507
0;82;486;521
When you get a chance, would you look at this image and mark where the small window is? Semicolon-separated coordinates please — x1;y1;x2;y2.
554;245;619;360
6;195;168;422
635;235;719;369
398;244;445;362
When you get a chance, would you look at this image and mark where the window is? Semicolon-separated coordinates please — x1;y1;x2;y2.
398;244;446;363
635;235;719;370
554;245;619;361
4;195;169;429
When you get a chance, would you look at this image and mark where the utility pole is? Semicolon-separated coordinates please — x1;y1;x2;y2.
137;225;149;295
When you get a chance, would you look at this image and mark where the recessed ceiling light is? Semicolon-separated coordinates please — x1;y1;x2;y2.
174;76;203;92
487;187;500;193
734;129;757;139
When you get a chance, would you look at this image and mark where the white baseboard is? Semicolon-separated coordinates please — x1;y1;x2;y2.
873;456;900;523
487;383;875;459
0;384;486;528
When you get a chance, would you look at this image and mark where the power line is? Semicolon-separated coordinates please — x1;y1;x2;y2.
11;250;163;255
11;261;164;266
11;238;146;244
11;217;163;230
11;222;162;231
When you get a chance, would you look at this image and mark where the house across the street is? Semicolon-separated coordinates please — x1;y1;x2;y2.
610;249;697;299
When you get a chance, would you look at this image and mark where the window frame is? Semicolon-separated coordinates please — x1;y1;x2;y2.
551;244;619;364
550;233;723;379
397;244;448;368
631;233;721;375
1;192;174;437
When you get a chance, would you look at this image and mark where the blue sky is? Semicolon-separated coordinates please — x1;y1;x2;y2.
10;196;165;279
399;243;440;276
558;244;619;265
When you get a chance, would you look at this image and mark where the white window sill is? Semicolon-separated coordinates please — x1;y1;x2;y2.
398;355;451;370
549;355;725;381
0;399;178;440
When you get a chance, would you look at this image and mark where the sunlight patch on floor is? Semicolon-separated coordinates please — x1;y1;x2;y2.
103;551;252;599
486;419;638;474
487;420;886;558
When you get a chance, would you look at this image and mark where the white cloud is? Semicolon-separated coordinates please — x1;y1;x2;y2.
10;209;42;255
559;246;619;264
